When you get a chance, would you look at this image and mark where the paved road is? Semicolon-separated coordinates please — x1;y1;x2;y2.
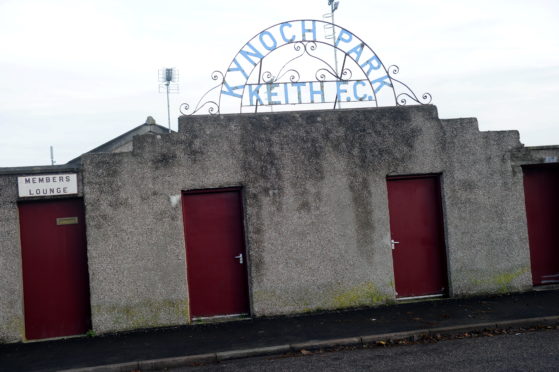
172;328;559;371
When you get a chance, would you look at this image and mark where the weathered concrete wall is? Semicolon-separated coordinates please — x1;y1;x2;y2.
0;165;82;342
440;122;532;294
0;174;24;342
3;106;555;341
512;145;559;166
111;141;134;153
82;151;190;334
80;105;535;334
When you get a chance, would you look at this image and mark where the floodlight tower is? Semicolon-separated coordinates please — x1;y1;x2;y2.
158;68;179;132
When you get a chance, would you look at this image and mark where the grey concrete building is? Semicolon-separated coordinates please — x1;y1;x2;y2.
67;116;170;164
1;105;558;343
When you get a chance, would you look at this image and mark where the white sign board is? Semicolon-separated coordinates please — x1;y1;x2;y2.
18;173;78;198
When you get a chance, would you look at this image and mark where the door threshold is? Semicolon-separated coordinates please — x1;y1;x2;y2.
24;332;88;343
192;313;250;324
533;283;559;291
396;293;445;301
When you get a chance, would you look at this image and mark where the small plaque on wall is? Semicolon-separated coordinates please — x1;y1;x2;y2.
56;217;79;225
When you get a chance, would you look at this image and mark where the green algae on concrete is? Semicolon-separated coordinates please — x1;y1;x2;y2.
493;268;530;293
254;283;393;316
92;298;189;333
253;289;316;315
0;316;24;343
469;267;530;294
332;282;390;308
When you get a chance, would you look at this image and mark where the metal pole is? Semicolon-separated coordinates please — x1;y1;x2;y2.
166;81;171;133
50;146;55;165
331;2;340;109
331;2;339;78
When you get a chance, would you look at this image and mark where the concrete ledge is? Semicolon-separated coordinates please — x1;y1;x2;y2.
426;322;497;335
62;316;559;372
216;345;291;361
494;316;557;328
361;329;429;344
140;353;217;371
63;361;139;372
291;337;362;351
0;164;81;176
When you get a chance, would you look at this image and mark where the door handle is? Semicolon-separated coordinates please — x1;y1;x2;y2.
234;253;243;264
391;240;400;250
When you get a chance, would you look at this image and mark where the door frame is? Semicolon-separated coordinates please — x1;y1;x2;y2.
521;163;559;286
181;186;252;321
17;196;92;340
386;173;451;299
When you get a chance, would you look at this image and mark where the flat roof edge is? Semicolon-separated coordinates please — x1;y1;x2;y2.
0;164;81;176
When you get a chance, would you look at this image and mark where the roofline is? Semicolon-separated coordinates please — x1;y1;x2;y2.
67;122;172;164
0;164;81;176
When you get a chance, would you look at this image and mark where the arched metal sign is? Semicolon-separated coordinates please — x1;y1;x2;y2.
181;19;431;115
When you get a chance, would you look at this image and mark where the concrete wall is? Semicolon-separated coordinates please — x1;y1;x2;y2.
79;105;535;334
0;165;82;342
440;123;533;294
3;106;555;341
512;145;559;166
82;152;189;334
0;174;24;342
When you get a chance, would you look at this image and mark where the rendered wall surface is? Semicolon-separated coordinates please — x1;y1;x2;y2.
82;152;190;334
79;105;535;334
440;122;533;294
0;166;83;342
512;145;559;166
0;175;24;342
2;106;553;341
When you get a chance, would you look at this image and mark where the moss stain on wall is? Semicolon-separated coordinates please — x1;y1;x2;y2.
253;283;395;316
332;282;390;308
470;267;529;294
93;299;189;332
253;290;314;313
493;268;529;293
0;316;24;343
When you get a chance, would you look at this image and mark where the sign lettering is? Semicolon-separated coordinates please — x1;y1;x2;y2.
181;19;431;115
244;80;374;107
18;173;78;198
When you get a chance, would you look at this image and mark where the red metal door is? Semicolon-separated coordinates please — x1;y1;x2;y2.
523;165;559;286
18;198;91;340
182;189;250;318
387;176;448;298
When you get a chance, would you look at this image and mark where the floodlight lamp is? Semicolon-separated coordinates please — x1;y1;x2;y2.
158;68;179;84
165;68;173;82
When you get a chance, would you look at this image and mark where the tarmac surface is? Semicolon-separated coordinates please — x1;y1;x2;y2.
1;289;558;372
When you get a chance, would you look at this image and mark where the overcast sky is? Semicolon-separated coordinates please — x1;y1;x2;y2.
1;0;558;167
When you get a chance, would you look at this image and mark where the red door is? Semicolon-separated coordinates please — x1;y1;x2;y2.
182;189;250;318
18;198;91;340
523;165;559;286
387;175;448;298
